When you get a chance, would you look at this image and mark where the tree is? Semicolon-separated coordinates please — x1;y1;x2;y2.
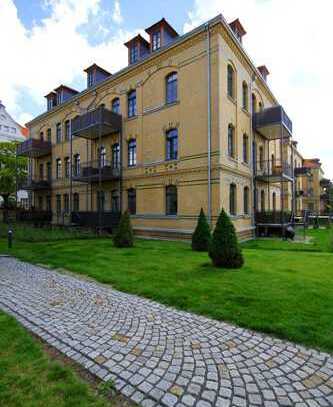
0;142;27;209
209;209;244;269
191;208;211;251
113;211;134;248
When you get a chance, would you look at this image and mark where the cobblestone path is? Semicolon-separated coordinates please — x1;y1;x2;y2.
0;257;332;407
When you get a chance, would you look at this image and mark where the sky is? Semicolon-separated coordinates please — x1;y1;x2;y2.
1;0;332;177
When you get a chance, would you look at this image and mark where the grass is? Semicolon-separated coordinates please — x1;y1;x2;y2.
0;223;97;242
1;229;333;353
0;311;130;407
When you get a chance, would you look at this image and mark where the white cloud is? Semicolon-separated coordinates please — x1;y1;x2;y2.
185;0;333;177
112;0;123;24
0;0;133;126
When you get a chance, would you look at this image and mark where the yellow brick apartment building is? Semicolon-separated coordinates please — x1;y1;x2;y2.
19;15;302;239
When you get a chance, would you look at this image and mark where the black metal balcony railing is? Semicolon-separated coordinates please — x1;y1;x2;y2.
255;159;294;181
16;210;53;224
72;160;120;183
253;105;292;139
255;211;292;225
71;107;122;139
71;211;121;230
17;138;52;157
294;167;311;177
19;177;52;191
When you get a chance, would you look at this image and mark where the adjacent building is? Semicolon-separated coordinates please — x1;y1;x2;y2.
19;15;319;238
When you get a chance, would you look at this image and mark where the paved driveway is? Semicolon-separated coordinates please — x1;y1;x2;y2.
0;257;332;407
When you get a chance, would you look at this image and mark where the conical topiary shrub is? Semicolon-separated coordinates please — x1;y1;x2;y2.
209;209;244;268
191;208;211;251
113;211;134;248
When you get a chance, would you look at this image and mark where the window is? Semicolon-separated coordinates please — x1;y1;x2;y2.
259;146;264;170
65;120;71;141
166;72;178;104
64;157;70;178
227;64;235;98
260;190;265;211
152;30;161;51
39;163;44;180
73;154;80;176
38;196;43;210
112;98;120;114
127;90;136;118
98;146;106;167
97;191;105;212
47;161;52;181
56;194;61;216
111;190;120;212
258;101;263;112
252;93;257;113
73;193;79;212
56;158;62;179
272;192;276;212
47;128;52;143
230;184;237;215
87;70;94;87
128;188;136;214
40;131;44;141
244;186;249;215
63;194;69;214
242;134;248;163
112;143;120;169
166;128;178;160
242;82;248;110
128;139;136;167
228;124;235;158
56;122;62;143
166;185;177;215
47;98;53;111
130;45;138;64
271;154;276;173
46;195;51;212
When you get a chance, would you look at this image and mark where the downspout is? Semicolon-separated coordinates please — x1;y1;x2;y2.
206;22;212;227
250;74;256;229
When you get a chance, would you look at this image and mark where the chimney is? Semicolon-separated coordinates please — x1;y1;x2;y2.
257;65;270;82
229;18;246;44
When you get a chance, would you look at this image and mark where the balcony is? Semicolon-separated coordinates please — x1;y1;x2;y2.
71;106;122;139
294;167;311;177
71;211;121;230
19;177;52;191
253;105;292;140
72;160;121;183
17;138;52;157
255;159;294;182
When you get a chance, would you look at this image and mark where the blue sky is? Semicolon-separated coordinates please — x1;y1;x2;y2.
1;0;332;176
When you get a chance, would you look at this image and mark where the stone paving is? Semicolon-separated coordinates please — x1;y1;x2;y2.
0;257;333;407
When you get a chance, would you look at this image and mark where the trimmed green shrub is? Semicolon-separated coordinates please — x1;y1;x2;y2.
113;211;134;248
209;209;244;269
191;208;211;251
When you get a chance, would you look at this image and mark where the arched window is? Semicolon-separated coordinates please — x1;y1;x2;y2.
259;146;264;170
111;190;120;212
112;98;120;114
261;190;265;211
242;81;248;110
127;188;136;214
227;64;235;98
258;101;263;112
166;185;177;215
166;128;178;160
271;154;276;173
127;90;136;118
73;154;80;176
243;134;248;163
228;124;235;158
98;146;106;167
230;184;237;215
128;139;136;167
272;192;276;212
97;191;105;212
73;193;79;212
166;72;178;104
244;186;249;215
112;143;120;169
252;93;257;113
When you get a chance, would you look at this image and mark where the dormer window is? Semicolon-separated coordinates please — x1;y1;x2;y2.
152;31;161;51
130;45;139;64
87;70;94;87
47;98;53;111
56;92;62;105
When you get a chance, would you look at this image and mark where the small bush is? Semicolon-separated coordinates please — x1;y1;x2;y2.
209;209;244;269
113;211;134;248
191;208;211;251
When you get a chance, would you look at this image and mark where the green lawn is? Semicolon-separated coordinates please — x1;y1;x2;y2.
1;229;332;353
0;311;129;407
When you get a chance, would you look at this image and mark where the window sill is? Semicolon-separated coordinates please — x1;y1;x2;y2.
126;115;138;122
